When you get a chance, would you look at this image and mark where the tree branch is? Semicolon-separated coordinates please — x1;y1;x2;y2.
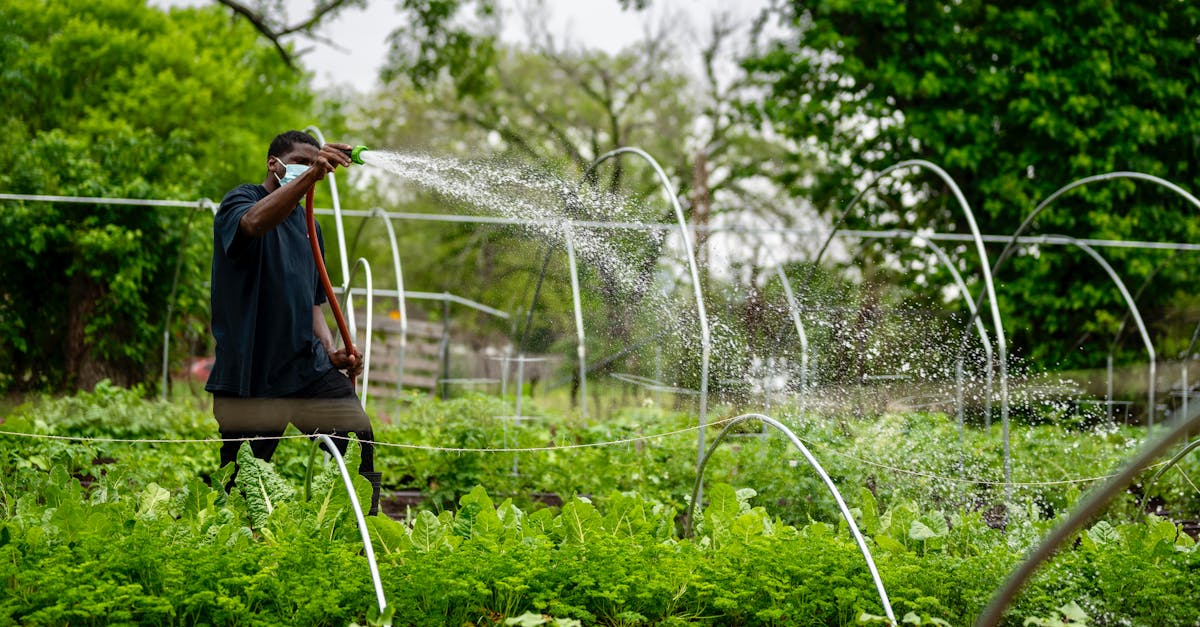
216;0;361;68
278;0;357;36
216;0;295;68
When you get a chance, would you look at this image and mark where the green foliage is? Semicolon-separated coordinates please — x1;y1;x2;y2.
3;389;1200;623
0;0;317;391
1023;602;1090;627
235;442;297;529
383;0;500;96
746;1;1200;371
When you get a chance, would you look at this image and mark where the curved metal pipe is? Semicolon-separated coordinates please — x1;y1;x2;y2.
305;126;351;286
975;401;1200;627
802;161;1009;485
307;434;387;614
370;208;408;398
1180;321;1200;421
564;225;588;419
685;413;895;624
773;265;810;411
160;198;211;400
990;172;1200;279
1101;257;1172;424
1185;321;1200;364
340;258;374;409
1042;235;1157;426
1139;436;1200;515
909;232;995;425
584;147;711;481
970;172;1200;429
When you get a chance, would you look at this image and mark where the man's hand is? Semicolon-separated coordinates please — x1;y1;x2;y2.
329;346;364;378
305;143;354;182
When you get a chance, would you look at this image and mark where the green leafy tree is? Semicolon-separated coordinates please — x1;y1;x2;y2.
0;0;319;391
746;1;1200;372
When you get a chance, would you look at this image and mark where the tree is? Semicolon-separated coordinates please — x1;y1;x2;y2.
0;0;320;391
745;1;1200;370
349;2;808;396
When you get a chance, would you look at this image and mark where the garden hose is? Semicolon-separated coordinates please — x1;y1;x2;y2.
303;145;370;361
306;184;355;360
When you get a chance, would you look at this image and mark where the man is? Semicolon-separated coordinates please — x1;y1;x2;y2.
206;130;381;515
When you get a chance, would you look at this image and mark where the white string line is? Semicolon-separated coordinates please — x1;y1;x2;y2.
0;423;1165;488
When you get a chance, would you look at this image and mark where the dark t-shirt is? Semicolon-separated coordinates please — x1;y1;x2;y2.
205;184;334;397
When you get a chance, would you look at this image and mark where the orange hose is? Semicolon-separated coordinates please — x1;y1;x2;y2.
306;186;356;359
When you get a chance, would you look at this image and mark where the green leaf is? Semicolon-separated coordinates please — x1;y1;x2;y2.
368;515;410;555
454;485;503;540
909;520;938;542
860;488;880;535
179;477;217;518
702;483;741;538
1086;521;1119;546
137;483;172;521
1149;517;1179;544
734;487;758;507
365;603;395;627
410;510;446;552
211;463;235;494
910;513;948;542
1059;602;1089;624
557;496;601;545
505;612;551;626
235;442;296;529
875;533;908;554
496;498;525;532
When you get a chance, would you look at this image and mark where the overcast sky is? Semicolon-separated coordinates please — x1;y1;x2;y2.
306;0;771;92
153;0;770;92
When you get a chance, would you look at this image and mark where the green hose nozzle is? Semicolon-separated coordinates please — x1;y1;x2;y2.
337;145;370;165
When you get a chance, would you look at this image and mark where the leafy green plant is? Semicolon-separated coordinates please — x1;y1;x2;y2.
1023;602;1090;627
3;389;1200;624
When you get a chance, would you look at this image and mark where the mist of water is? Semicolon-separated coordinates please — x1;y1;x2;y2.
362;150;660;296
359;150;1025;403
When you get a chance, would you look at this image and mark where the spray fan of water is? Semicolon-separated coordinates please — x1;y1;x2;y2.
361;150;662;294
355;150;1014;413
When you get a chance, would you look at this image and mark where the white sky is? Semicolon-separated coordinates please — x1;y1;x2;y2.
152;0;771;93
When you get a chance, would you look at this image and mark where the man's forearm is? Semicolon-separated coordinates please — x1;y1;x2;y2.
239;178;311;238
313;305;336;353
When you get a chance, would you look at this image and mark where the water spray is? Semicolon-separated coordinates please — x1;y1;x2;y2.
305;144;371;361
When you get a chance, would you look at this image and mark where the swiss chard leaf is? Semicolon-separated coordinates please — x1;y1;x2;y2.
235;442;296;529
556;496;602;545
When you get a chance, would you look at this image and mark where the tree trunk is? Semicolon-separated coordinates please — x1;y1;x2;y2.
65;274;133;390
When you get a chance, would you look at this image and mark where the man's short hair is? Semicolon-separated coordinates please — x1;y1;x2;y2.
268;130;320;159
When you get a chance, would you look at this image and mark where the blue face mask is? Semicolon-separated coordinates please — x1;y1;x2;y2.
273;159;309;186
